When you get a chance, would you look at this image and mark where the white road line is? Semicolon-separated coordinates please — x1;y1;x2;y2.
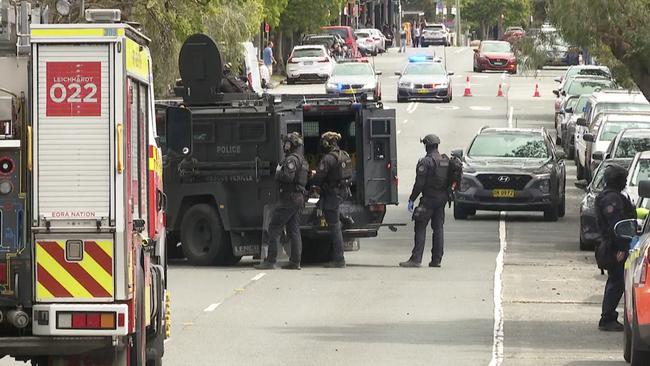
403;119;408;124
489;212;507;366
407;102;419;114
407;102;415;112
203;303;221;312
507;106;514;128
454;48;466;54
397;130;402;135
469;106;492;111
251;272;266;281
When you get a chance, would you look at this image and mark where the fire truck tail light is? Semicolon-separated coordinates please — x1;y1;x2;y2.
57;312;117;330
118;312;125;327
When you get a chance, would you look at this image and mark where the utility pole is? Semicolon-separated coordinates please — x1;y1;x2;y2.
456;0;461;46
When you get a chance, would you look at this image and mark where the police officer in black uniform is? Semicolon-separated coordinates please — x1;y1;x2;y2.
595;164;635;331
310;132;352;268
255;132;308;270
400;134;460;268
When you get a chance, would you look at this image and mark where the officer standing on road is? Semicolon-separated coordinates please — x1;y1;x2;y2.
255;132;308;270
594;164;635;331
310;132;353;268
400;134;461;268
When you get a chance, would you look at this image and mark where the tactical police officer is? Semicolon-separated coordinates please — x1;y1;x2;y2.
255;132;308;270
594;164;635;331
400;134;461;268
310;132;353;268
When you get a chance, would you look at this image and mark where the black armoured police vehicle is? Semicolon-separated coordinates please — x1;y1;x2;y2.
158;34;398;265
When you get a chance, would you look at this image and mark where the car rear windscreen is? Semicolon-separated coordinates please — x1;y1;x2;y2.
292;48;325;58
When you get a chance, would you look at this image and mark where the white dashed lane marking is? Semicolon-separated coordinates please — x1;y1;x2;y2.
251;272;266;281
469;106;492;111
203;303;221;312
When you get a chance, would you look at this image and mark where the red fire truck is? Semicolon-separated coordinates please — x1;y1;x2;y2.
0;7;169;365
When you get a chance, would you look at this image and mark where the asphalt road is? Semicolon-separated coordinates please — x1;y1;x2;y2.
0;47;627;365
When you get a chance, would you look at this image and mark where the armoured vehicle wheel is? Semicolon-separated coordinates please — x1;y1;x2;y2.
301;238;331;263
181;204;229;266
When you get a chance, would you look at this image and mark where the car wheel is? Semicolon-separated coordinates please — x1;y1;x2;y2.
287;78;295;85
558;194;566;218
443;97;451;103
544;204;559;222
631;311;650;366
454;203;470;220
397;96;406;103
579;234;593;251
625;313;632;362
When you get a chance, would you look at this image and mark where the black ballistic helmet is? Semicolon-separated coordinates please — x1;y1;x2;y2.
421;134;440;146
282;132;303;152
604;164;628;191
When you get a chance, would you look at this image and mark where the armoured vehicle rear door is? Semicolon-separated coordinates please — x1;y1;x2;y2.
277;108;304;141
361;107;397;205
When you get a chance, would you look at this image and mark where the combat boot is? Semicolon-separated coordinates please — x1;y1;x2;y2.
399;260;421;268
254;261;276;270
429;261;441;268
598;320;624;332
324;260;346;268
281;262;301;270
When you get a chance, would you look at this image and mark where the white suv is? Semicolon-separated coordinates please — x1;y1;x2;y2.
421;24;450;47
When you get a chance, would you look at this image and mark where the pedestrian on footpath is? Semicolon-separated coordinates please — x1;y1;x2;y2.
263;41;276;78
309;132;353;268
594;164;636;331
400;134;462;268
413;26;421;48
399;25;407;53
256;133;308;270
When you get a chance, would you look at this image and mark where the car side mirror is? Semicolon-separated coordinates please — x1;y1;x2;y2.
448;71;455;76
166;106;193;156
614;219;640;240
394;71;402;76
553;90;560;97
451;148;464;159
565;107;573;114
583;133;595;143
375;70;383;76
576;117;588;127
592;151;604;161
574;179;589;191
562;90;567;96
554;76;561;83
639;180;650;199
556;150;566;160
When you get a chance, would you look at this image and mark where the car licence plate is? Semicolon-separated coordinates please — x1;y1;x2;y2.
304;61;313;65
344;89;356;94
418;88;430;94
492;189;515;198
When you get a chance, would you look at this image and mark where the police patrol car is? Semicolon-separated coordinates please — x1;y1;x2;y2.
395;55;454;103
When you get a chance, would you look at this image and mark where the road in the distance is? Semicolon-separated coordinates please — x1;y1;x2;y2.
0;47;626;366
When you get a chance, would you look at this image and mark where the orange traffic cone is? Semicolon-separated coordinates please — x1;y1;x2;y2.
533;83;541;98
463;76;472;97
496;83;504;97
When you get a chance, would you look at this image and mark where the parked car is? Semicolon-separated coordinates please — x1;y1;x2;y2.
321;26;359;57
453;127;566;221
421;23;450;47
601;129;650;162
576;159;632;250
473;41;517;74
554;65;612;90
325;60;381;100
501;26;525;43
564;94;591;159
555;95;580;144
356;28;386;53
574;90;650;178
614;182;650;365
626;152;650;205
302;34;345;51
286;45;335;84
396;55;453;103
354;30;377;56
553;75;615;120
577;112;650;181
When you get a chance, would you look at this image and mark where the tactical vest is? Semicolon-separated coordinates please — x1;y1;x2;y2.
423;154;450;196
278;153;308;193
327;149;353;188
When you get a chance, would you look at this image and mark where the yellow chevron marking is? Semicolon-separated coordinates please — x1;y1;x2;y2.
36;245;92;298
36;282;54;299
95;240;113;257
54;242;113;295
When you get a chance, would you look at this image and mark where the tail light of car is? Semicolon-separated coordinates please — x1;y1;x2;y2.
638;249;650;286
365;38;373;44
317;58;330;63
287;57;298;64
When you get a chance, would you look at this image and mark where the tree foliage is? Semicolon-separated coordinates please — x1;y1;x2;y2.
278;0;345;34
549;0;650;101
461;0;530;39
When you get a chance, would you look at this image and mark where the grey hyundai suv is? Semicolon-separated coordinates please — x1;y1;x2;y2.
453;127;567;221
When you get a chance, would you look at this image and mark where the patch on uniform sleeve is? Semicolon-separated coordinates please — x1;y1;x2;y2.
418;165;426;172
606;205;615;213
319;162;326;170
288;162;296;170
